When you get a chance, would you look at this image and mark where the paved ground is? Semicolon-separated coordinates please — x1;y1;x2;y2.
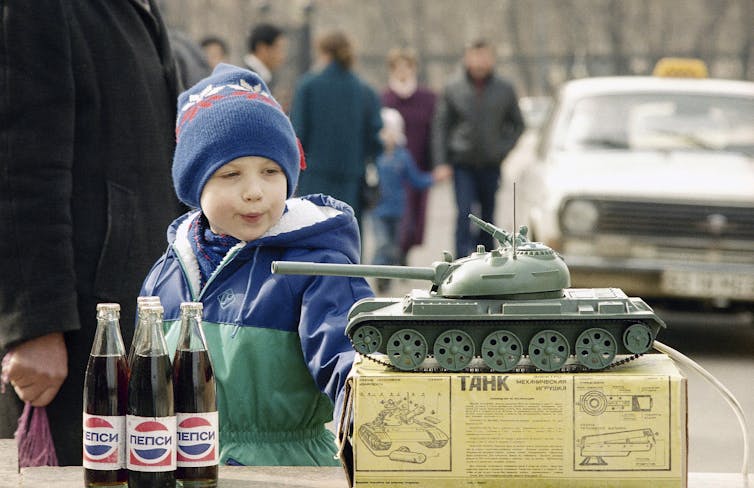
658;310;754;474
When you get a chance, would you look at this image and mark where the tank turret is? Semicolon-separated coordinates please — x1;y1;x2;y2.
272;215;665;373
272;214;570;299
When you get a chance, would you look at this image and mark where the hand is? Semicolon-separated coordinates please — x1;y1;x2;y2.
3;332;68;407
432;164;453;183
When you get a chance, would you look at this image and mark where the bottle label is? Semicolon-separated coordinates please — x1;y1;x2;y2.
176;411;219;467
83;413;126;470
126;414;177;472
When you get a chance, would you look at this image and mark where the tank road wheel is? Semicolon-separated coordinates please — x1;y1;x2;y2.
387;329;428;371
528;330;570;372
433;329;475;371
623;323;653;354
575;328;617;370
351;325;383;355
481;330;523;372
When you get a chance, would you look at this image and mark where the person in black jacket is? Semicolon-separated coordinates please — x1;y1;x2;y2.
0;0;184;465
432;39;525;258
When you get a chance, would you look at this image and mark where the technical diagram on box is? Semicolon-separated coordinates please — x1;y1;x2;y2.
355;376;451;472
573;376;671;471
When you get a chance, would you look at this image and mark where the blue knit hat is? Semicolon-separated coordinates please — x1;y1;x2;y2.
173;63;303;207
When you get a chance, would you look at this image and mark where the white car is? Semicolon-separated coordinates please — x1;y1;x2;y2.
514;75;754;309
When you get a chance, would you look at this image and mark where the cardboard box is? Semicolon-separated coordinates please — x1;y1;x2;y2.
337;354;687;487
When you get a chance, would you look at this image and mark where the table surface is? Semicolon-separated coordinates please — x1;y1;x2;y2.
1;440;751;487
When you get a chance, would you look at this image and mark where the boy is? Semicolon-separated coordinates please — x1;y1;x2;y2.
140;64;373;466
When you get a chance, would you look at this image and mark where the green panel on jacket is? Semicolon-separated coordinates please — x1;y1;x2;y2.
165;320;339;466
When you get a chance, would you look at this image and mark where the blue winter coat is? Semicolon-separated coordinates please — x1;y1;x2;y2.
140;194;373;466
373;146;433;218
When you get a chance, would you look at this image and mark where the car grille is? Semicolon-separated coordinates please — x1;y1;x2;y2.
593;200;754;240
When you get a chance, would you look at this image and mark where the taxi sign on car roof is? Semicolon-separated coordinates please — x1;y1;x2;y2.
652;57;708;78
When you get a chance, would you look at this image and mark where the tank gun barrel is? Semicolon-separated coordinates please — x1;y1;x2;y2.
468;214;512;247
271;261;439;283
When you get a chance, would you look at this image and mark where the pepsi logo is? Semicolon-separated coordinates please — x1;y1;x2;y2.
129;420;174;467
177;415;217;463
83;416;122;464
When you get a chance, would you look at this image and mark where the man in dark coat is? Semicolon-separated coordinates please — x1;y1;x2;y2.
0;0;184;465
433;39;525;258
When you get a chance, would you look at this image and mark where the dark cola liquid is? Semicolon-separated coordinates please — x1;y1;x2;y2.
128;353;175;488
173;349;218;487
83;354;128;486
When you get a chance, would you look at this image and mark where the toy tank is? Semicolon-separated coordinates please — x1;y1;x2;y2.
271;215;666;373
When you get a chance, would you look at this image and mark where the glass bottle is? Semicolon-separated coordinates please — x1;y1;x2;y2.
83;303;129;487
127;304;176;488
173;302;218;488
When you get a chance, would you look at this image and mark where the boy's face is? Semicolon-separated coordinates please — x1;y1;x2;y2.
200;156;287;241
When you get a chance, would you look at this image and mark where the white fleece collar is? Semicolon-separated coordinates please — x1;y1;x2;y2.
172;199;341;296
173;212;202;298
262;198;342;237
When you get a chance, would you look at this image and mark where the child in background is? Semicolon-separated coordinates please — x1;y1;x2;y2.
140;64;373;466
370;108;448;293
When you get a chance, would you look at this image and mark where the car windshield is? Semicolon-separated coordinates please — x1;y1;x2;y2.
557;92;754;156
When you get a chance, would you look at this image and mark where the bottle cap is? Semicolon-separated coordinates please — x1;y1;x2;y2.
180;301;203;312
96;303;121;312
137;296;162;305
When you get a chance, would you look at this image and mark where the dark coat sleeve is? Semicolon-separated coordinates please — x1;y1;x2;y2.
0;1;81;350
431;85;452;167
499;81;525;159
290;75;311;149
362;84;383;161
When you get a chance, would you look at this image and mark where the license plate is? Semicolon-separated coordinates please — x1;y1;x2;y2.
661;270;754;300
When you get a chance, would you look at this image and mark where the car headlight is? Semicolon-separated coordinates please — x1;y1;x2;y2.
560;199;599;235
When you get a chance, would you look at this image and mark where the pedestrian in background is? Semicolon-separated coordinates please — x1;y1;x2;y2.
201;35;230;69
432;39;525;258
169;28;211;88
244;22;288;88
0;0;183;465
370;108;449;293
290;30;383;229
141;64;372;465
381;48;437;264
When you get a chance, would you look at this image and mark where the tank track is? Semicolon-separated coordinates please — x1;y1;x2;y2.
353;340;644;373
348;317;656;373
